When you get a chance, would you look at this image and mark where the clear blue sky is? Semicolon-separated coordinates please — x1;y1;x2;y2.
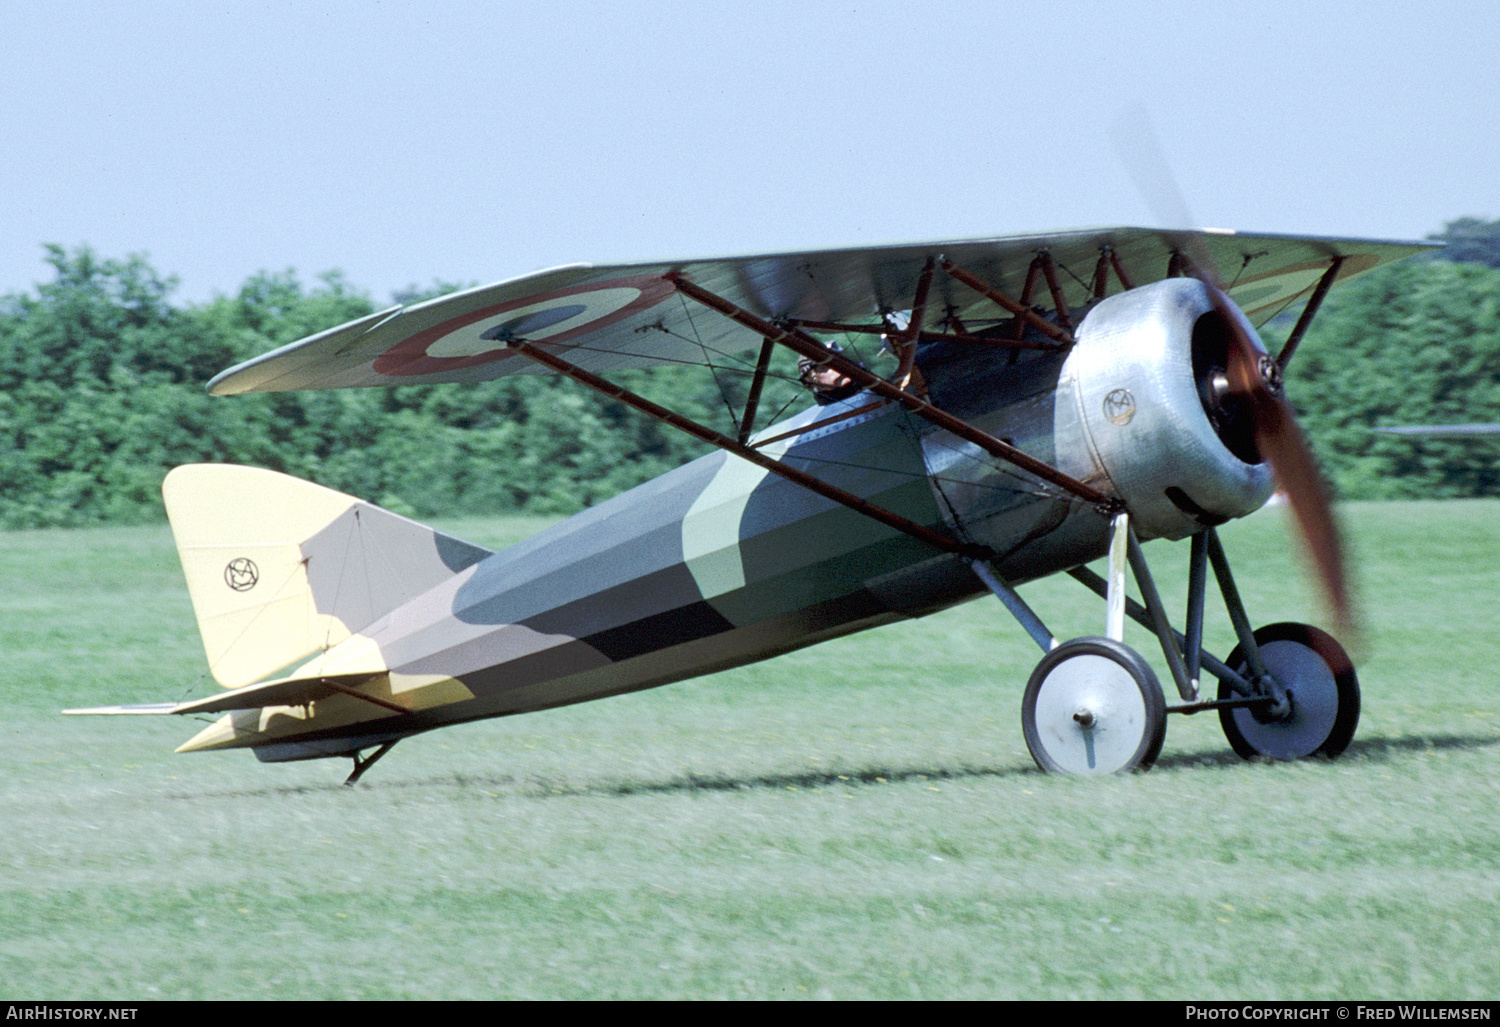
5;0;1496;306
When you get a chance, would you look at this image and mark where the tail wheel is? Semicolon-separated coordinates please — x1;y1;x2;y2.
1218;622;1360;760
1022;637;1167;775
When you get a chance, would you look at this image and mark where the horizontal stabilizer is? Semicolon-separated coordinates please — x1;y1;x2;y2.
177;673;402;715
65;674;401;717
63;703;182;716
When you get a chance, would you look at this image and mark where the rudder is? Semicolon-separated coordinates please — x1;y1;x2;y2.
163;464;492;688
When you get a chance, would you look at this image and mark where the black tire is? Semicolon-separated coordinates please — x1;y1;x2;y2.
1218;622;1359;760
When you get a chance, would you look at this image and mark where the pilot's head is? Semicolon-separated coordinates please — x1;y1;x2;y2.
797;342;861;403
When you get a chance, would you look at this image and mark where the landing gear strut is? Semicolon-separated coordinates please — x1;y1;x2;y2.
979;518;1360;774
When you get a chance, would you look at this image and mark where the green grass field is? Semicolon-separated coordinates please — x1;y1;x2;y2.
2;501;1497;1000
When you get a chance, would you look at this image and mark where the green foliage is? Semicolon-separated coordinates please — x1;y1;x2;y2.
1287;258;1500;499
0;250;380;527
0;246;808;529
1428;216;1500;269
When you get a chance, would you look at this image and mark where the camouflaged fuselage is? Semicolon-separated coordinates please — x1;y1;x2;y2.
221;359;1109;761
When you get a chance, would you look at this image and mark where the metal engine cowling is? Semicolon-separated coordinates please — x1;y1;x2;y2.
1061;277;1275;541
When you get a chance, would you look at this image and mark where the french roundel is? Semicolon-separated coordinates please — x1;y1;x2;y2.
373;275;676;377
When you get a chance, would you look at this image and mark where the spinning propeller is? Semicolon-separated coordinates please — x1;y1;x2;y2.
1114;109;1356;640
1207;277;1353;637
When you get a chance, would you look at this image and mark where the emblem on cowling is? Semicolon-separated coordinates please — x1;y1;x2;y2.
224;558;259;592
1103;388;1136;426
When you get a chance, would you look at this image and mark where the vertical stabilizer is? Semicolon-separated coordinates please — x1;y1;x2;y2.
163;465;492;688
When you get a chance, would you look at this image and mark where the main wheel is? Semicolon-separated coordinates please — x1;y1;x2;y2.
1021;637;1167;775
1218;622;1359;760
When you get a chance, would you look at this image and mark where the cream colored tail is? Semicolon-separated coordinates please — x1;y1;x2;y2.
163;465;491;688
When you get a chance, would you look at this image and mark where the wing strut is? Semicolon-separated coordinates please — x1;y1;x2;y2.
1275;256;1345;370
666;273;1118;512
782;319;1062;353
1037;252;1075;331
890;257;935;388
503;338;990;560
935;260;1076;345
1090;245;1135;298
737;338;776;444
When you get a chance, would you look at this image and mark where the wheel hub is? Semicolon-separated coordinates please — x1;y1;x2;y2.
1022;637;1167;775
1250;675;1294;723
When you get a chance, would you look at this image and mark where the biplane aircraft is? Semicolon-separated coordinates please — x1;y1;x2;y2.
70;227;1431;782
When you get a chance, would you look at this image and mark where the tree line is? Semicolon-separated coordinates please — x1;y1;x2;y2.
1288;218;1500;500
0;247;807;529
2;221;1496;530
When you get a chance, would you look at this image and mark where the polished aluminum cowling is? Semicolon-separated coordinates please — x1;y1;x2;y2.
1060;277;1274;541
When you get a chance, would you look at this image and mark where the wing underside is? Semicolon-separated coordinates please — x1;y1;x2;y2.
208;228;1433;397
